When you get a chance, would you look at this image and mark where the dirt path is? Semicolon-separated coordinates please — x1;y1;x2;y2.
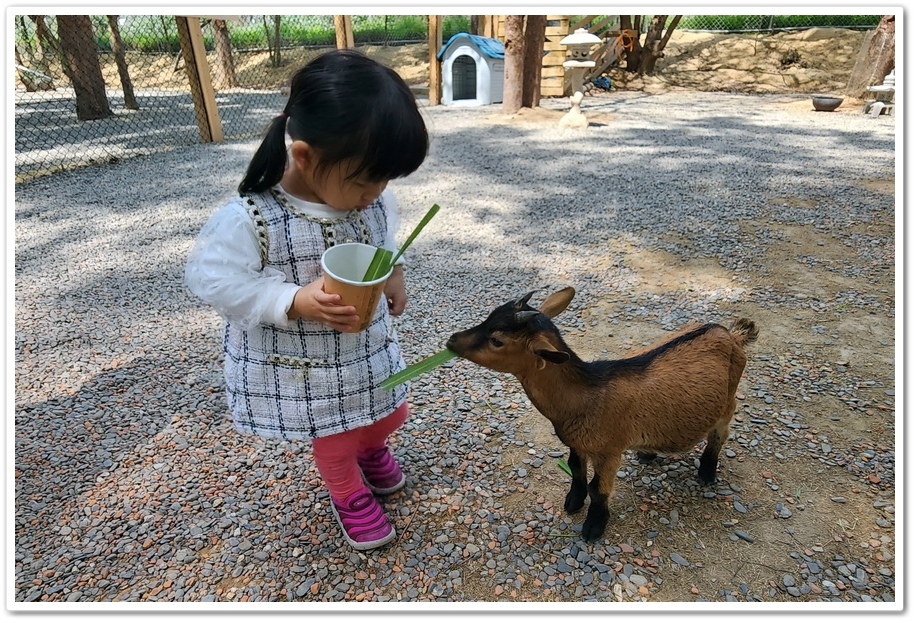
392;28;896;603
406;171;895;603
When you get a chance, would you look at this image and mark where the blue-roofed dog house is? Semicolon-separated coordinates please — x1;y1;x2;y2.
437;33;505;106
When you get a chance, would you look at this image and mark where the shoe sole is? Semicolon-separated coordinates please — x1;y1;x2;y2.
361;470;406;495
330;501;396;551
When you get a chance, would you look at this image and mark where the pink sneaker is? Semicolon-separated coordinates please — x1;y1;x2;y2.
357;446;406;495
329;490;395;550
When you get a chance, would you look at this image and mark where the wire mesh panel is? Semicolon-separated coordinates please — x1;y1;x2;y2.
13;14;465;182
14;15;205;182
13;14;881;183
677;14;880;32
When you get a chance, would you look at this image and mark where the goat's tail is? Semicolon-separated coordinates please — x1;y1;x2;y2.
730;318;759;347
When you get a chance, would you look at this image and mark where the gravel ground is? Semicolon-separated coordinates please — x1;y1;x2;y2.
12;91;897;611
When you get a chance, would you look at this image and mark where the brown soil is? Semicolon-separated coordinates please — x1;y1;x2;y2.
382;28;895;604
377;27;869;98
100;28;894;604
608;27;867;95
90;28;868;102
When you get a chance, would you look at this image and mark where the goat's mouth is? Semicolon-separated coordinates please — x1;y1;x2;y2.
445;335;473;359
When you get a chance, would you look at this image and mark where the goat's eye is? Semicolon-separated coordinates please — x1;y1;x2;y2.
489;337;504;348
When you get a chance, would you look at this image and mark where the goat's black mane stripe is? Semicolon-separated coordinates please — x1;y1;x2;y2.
579;323;723;383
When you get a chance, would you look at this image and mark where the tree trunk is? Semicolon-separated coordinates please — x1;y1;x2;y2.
619;15;641;71
502;15;525;113
18;16;33;54
273;16;282;67
261;17;274;64
17;16;55;91
620;15;681;75
470;15;481;36
106;16;138;109
30;15;63;60
56;15;112;121
845;15;895;98
15;46;55;91
638;15;681;75
521;15;546;108
29;15;65;81
213;18;238;89
158;16;174;53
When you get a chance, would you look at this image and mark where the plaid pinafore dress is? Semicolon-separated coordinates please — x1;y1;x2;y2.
222;188;408;440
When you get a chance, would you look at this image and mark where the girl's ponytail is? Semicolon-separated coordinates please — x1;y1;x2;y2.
237;114;289;195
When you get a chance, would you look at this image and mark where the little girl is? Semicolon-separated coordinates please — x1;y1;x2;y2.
185;49;429;550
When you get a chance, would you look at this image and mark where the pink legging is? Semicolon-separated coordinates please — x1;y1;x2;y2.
311;402;409;502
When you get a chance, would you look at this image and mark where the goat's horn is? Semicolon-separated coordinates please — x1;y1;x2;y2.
514;291;536;308
515;310;540;323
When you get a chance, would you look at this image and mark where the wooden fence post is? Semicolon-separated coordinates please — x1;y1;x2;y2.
335;16;355;49
175;16;223;143
427;15;442;105
481;15;498;38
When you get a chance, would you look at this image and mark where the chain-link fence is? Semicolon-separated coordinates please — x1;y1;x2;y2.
679;14;879;33
14;15;468;183
14;14;882;183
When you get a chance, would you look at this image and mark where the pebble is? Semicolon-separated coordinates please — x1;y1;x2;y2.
13;91;895;604
735;530;754;543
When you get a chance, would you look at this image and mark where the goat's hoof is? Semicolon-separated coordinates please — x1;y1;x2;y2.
637;451;658;464
697;468;717;485
581;505;609;542
581;518;608;542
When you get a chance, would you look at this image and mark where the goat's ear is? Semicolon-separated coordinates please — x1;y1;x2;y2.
513;291;537;309
540;287;575;318
529;334;570;368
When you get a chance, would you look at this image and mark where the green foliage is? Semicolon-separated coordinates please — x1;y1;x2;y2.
229;26;271;49
45;14;886;54
91;16;112;51
443;15;472;39
356;15;427;43
119;16;181;53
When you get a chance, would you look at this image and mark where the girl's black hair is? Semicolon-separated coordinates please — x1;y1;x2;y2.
238;49;429;195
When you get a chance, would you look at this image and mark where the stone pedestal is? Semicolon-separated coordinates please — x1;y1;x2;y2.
559;63;592;129
559;91;589;128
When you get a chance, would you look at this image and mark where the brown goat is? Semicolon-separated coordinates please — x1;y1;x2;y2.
446;286;759;541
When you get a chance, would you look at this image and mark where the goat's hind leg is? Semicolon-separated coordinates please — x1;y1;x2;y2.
564;448;588;513
581;453;622;542
698;411;733;484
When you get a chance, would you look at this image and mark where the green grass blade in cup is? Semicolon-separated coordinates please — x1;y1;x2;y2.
390;203;440;267
380;348;457;390
361;204;438;282
362;247;394;282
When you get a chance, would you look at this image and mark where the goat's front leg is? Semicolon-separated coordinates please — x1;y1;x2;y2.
563;448;588;513
581;452;622;542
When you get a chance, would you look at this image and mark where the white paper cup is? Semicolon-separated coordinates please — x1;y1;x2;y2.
320;243;392;332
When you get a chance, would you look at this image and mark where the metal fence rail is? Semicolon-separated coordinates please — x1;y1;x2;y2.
13;14;881;183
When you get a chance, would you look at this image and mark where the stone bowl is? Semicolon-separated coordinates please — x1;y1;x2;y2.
811;95;844;112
